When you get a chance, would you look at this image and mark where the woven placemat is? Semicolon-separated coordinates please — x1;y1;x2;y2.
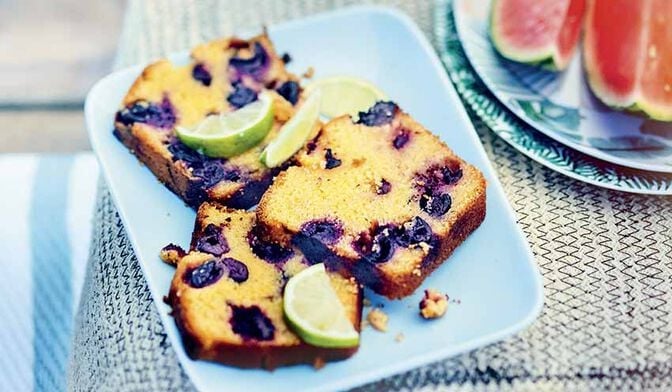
69;1;672;391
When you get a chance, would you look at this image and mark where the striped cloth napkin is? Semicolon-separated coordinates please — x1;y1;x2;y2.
0;153;98;392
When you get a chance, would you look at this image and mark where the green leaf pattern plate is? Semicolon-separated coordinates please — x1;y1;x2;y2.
435;0;672;194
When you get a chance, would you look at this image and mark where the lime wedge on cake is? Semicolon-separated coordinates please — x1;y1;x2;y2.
260;91;321;168
176;92;274;158
305;76;387;119
283;263;359;348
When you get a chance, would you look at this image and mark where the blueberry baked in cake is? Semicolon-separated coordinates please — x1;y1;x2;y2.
165;202;362;369
114;33;303;209
257;102;486;299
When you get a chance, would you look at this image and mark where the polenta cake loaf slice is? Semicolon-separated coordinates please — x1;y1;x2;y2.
165;202;361;369
114;33;302;209
257;102;486;299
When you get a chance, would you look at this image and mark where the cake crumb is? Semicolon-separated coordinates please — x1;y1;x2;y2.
313;357;326;370
419;289;449;320
363;298;372;307
303;66;315;79
159;244;186;266
367;308;389;332
412;268;422;277
395;332;405;343
417;242;431;255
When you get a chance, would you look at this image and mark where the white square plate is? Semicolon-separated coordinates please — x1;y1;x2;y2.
85;6;543;392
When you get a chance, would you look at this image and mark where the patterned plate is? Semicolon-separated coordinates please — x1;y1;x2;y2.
434;0;672;195
452;0;672;173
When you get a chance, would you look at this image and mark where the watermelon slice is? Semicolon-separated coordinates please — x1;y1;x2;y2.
490;0;586;70
584;0;672;121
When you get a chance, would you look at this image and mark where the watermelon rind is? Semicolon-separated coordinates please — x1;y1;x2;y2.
489;0;573;71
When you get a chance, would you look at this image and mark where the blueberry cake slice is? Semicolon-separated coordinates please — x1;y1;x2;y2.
166;202;362;369
114;34;303;209
257;102;486;299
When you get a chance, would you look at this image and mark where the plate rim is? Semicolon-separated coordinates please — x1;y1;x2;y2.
452;0;672;174
437;0;672;195
85;5;544;391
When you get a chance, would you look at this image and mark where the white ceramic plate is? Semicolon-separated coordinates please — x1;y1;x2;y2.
454;0;672;173
86;6;543;392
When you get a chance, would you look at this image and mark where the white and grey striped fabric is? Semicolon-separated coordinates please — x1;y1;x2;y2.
0;154;98;392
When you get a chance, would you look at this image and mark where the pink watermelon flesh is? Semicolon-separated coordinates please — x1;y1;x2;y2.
584;0;672;121
490;0;586;70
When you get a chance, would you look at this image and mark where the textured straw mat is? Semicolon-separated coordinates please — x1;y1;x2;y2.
69;1;672;391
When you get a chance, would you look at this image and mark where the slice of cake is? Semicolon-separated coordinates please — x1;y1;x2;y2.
115;33;302;209
166;202;362;369
257;102;486;299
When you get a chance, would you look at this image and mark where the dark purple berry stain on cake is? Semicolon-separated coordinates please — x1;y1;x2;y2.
185;259;225;288
292;220;343;264
230;305;275;341
442;165;463;185
324;149;342;169
229;42;270;81
227;82;258;108
356;101;398;127
221;257;249;283
276;80;300;105
192;63;212;86
393;129;410;149
377;179;392;195
420;193;452;217
364;227;396;264
248;232;294;264
395;217;432;247
195;224;230;256
116;97;176;129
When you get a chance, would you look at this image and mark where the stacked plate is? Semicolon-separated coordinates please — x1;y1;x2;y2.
436;0;672;194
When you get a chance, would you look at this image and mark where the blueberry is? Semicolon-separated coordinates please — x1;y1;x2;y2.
324;149;341;169
281;52;292;64
195;224;229;256
420;193;452;217
442;166;463;185
393;129;410;149
356;101;398;127
184;259;224;288
276;81;300;105
248;233;294;264
115;97;176;129
364;227;396;263
167;139;206;165
229;42;270;81
230;305;275;341
377;179;391;195
395;217;432;247
300;220;343;244
227;82;258;108
192;63;212;86
221;257;249;283
191;160;227;188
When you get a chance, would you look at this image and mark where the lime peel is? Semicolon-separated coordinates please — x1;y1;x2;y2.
283;263;359;348
260;91;322;168
304;76;387;119
176;92;274;158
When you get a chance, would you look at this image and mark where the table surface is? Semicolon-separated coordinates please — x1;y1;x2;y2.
66;1;672;391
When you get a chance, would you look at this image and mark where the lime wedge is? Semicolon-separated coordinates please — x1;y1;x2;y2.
260;91;321;168
176;92;274;158
283;263;359;348
305;76;387;119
